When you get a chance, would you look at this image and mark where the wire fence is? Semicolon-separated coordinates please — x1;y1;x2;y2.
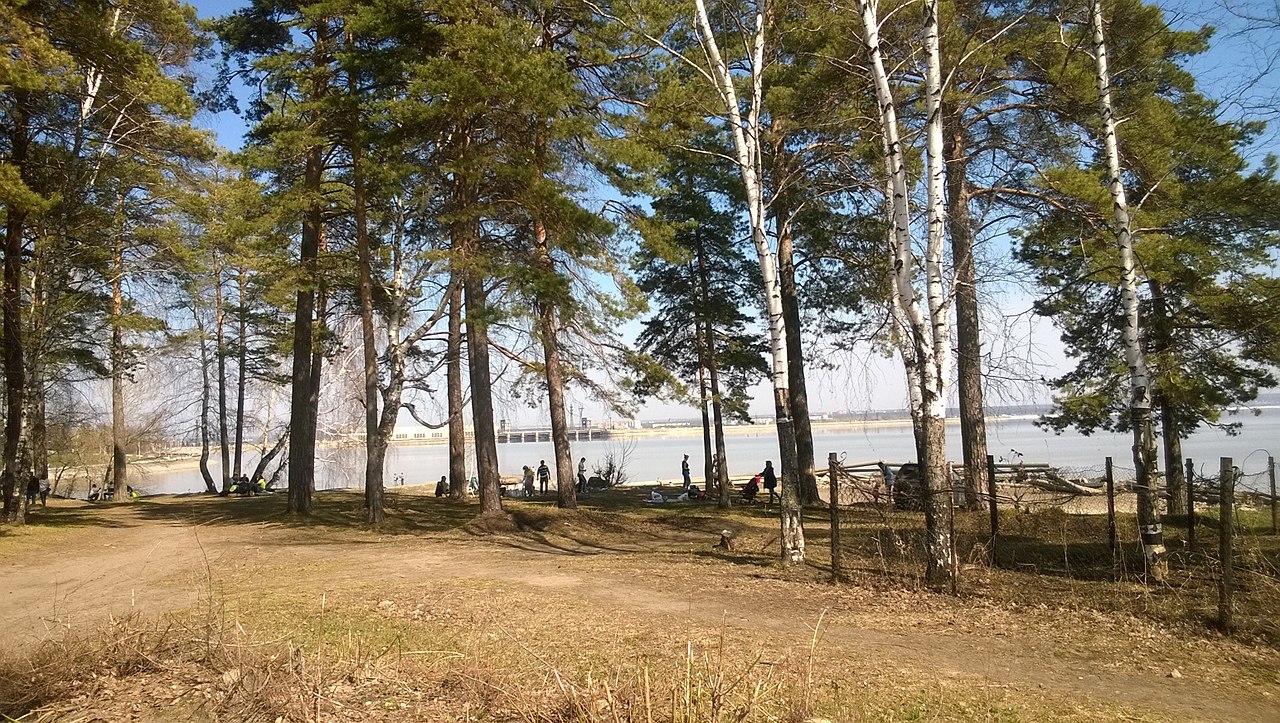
819;450;1280;640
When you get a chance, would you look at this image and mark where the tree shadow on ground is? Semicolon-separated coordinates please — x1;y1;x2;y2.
20;503;142;530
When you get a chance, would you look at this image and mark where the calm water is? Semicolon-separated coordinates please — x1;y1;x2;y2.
129;408;1280;496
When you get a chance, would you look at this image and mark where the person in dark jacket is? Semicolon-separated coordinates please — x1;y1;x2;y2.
681;454;691;490
760;461;777;505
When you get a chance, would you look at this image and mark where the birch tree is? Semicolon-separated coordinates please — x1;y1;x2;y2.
1091;0;1164;577
603;0;805;560
853;0;955;585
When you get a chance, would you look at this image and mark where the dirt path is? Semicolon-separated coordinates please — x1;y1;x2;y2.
3;501;1278;721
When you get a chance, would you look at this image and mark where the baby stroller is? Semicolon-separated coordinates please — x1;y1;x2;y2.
741;475;760;503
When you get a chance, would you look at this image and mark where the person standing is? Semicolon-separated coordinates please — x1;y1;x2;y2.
537;460;550;495
25;476;38;507
523;465;536;497
681;454;691;491
38;476;50;506
761;460;777;505
577;457;588;494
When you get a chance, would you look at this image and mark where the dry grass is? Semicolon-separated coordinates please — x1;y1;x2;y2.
3;487;1278;721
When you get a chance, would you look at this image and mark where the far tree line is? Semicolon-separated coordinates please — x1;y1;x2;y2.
2;0;1278;588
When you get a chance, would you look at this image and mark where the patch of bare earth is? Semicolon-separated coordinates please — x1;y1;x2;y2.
1;492;1277;721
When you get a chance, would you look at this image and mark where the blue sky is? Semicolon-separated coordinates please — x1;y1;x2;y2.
185;0;1279;423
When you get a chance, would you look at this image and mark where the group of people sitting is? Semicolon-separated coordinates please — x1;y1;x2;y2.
86;482;139;501
227;474;270;496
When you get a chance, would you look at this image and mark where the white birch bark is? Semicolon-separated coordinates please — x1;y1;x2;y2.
690;0;803;563
1089;0;1166;577
861;0;954;585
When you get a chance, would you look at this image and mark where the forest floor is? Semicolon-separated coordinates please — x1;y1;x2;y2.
1;485;1278;722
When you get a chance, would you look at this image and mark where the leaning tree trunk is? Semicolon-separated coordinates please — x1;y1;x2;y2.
214;255;231;494
943;110;988;511
110;195;128;500
194;304;217;494
1091;0;1165;579
446;276;467;499
777;215;820;506
691;0;803;562
249;430;288;486
464;261;503;515
1;96;29;521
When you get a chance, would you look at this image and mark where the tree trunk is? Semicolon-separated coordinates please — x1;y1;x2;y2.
1149;280;1184;516
690;0;802;561
464;269;502;514
777;215;820;506
353;131;384;524
447;277;467;499
234;268;248;479
28;245;47;493
860;0;953;587
1091;0;1165;579
214;254;231;494
110;194;128;500
249;430;288;486
287;140;322;514
308;271;327;497
708;339;731;509
922;0;955;588
1;97;28;521
194;304;217;494
943;110;988;511
531;215;575;509
287;20;331;515
1159;393;1185;517
697;324;714;495
697;251;731;509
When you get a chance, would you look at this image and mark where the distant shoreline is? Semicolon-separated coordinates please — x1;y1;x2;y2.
118;417;956;475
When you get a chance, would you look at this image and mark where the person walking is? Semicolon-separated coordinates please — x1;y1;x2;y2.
681;454;691;491
577;457;588;494
761;461;778;505
537;460;550;495
25;476;38;507
38;476;50;506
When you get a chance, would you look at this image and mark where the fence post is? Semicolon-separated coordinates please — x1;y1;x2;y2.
1106;457;1117;580
1218;457;1234;633
1186;458;1196;552
986;454;998;566
828;452;842;583
1270;455;1277;536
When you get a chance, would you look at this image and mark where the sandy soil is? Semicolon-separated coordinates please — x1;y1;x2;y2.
2;494;1278;721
